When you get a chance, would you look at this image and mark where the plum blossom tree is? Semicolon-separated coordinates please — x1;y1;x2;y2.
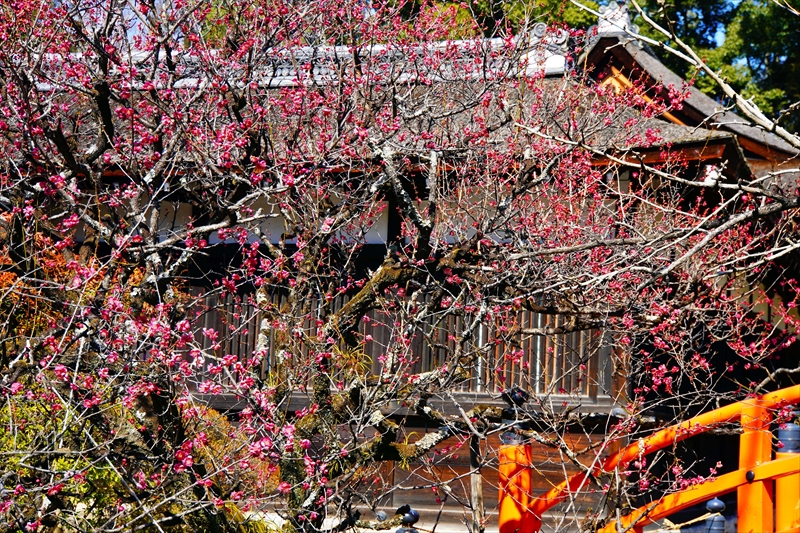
0;0;798;532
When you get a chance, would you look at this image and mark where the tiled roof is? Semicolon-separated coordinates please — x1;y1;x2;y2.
584;35;798;156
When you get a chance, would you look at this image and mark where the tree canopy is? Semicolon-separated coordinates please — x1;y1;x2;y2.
0;1;798;533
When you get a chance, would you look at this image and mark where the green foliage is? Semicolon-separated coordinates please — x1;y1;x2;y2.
0;381;277;532
721;0;800;128
393;0;598;36
531;0;601;28
0;384;54;475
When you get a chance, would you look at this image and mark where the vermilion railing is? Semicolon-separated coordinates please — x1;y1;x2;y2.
498;385;800;533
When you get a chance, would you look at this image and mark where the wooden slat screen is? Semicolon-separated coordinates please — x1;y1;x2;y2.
187;288;613;401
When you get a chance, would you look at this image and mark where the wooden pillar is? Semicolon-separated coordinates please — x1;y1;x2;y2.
738;399;774;533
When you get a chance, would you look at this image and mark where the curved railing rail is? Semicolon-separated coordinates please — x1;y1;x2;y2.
593;456;800;533
499;385;800;533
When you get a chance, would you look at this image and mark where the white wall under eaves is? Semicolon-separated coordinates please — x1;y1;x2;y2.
31;23;569;92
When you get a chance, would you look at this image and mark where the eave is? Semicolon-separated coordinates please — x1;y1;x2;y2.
580;35;799;165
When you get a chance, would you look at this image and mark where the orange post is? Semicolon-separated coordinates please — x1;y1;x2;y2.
498;442;538;533
775;451;800;533
738;398;774;533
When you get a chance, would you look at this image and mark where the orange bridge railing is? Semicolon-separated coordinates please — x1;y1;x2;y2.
498;385;800;533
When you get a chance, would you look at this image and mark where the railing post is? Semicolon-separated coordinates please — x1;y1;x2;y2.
738;398;774;533
705;497;725;533
498;388;540;533
775;411;800;533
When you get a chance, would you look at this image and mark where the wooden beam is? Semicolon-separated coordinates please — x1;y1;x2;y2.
603;66;687;126
591;143;726;166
